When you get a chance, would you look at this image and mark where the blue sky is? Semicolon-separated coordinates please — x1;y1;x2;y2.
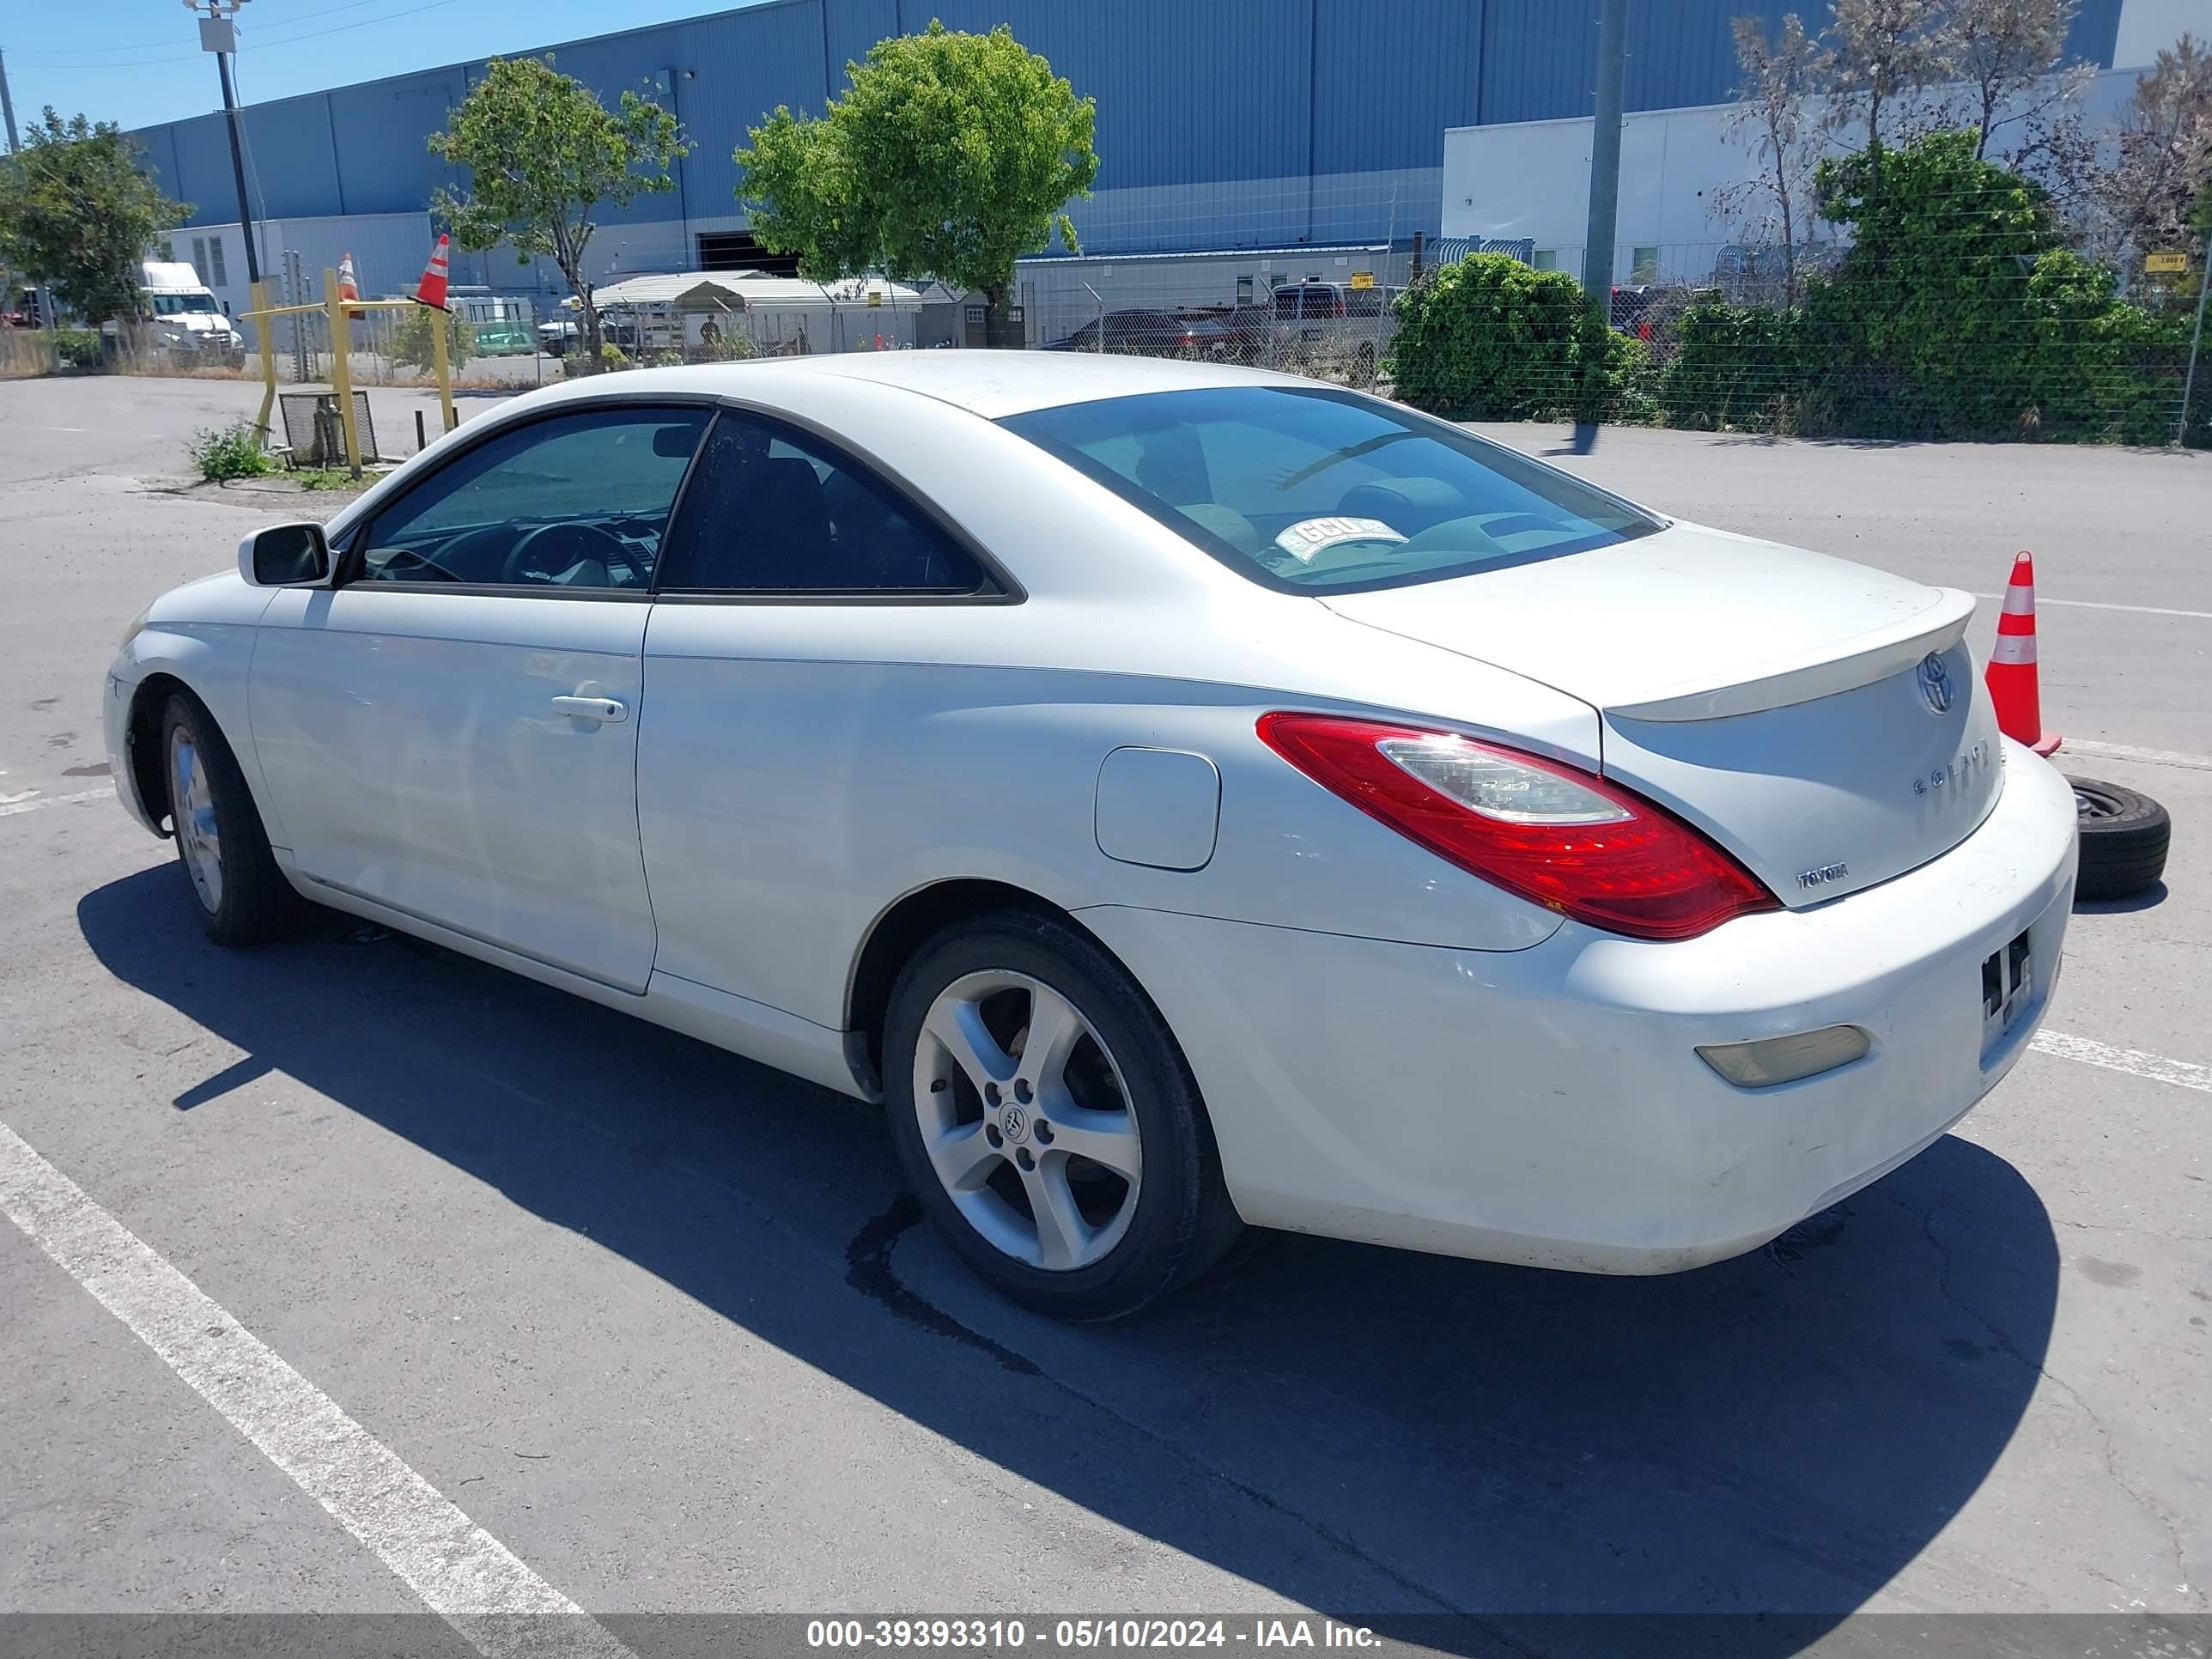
4;0;757;132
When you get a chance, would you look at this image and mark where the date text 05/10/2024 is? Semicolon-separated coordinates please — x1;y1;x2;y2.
805;1618;1385;1650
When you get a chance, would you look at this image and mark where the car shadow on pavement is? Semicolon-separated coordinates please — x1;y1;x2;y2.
80;867;2060;1657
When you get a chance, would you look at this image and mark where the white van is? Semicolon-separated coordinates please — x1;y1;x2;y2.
139;260;245;366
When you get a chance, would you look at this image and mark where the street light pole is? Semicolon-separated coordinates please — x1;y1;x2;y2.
1;47;21;155
186;0;260;288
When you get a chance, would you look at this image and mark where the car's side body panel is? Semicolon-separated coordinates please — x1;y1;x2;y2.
251;587;659;992
633;641;1574;1036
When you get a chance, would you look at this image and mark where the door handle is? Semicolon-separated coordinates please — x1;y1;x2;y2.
550;695;628;724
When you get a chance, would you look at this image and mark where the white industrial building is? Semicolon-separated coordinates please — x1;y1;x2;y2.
1443;0;2201;289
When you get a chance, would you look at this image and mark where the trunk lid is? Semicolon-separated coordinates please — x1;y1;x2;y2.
1322;520;2003;906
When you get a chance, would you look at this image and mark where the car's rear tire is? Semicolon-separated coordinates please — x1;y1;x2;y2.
162;692;305;946
882;908;1243;1320
2068;775;2170;902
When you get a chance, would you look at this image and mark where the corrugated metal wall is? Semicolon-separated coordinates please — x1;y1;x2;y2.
136;0;2131;253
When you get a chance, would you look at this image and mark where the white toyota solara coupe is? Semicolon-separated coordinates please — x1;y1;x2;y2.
106;352;2078;1318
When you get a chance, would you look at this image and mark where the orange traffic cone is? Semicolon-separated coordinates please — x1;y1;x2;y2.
413;234;451;310
1985;551;2062;757
337;252;363;318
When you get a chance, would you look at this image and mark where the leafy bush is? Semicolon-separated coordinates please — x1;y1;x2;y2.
1657;305;1807;431
52;327;103;370
188;421;273;482
1603;331;1661;425
562;342;629;377
1800;131;2057;440
2020;249;2191;445
1655;131;2196;444
1387;255;1615;422
387;304;475;374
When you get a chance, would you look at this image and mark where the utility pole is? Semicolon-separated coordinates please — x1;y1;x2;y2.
1581;0;1626;324
2180;228;2211;448
1;48;21;154
185;0;261;288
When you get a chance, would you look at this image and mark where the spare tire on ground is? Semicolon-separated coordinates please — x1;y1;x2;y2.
2066;775;2171;902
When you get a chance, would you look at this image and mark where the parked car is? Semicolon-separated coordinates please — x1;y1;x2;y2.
449;291;538;356
1042;311;1232;356
538;310;641;351
1264;279;1403;370
1607;283;1698;340
106;353;2077;1320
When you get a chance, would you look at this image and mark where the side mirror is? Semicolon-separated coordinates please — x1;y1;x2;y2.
240;522;331;586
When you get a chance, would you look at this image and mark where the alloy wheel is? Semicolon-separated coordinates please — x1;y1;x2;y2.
911;969;1143;1271
168;725;224;915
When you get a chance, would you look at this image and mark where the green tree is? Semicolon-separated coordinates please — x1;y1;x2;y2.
735;21;1097;344
0;108;188;328
1824;0;1954;194
428;57;685;371
1716;13;1833;305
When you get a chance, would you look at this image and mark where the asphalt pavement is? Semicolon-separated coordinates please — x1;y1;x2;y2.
0;373;2206;1657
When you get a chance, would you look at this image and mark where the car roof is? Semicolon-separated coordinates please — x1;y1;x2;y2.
528;349;1315;421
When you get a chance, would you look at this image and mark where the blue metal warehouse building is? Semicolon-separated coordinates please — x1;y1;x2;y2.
131;0;2126;302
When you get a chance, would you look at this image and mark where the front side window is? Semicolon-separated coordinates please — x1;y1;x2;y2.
657;413;988;594
356;405;709;590
1000;386;1660;593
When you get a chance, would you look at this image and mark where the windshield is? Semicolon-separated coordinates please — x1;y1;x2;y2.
151;293;220;315
1000;386;1661;592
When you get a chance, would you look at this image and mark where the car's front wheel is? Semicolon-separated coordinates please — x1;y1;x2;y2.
883;910;1242;1320
162;692;303;946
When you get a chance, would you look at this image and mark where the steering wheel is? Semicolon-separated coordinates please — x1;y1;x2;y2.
499;521;647;586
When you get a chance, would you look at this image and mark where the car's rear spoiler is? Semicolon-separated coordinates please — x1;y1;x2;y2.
1604;587;1977;722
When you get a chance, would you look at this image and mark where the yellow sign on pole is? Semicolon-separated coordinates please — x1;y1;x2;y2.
2147;251;2189;274
1348;270;1376;289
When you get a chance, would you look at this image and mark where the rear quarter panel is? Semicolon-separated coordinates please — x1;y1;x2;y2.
635;600;1586;1033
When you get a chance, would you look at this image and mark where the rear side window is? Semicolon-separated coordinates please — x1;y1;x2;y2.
657;412;990;594
1000;386;1660;593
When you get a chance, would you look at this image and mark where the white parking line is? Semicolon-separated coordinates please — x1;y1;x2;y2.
0;787;112;818
0;1120;637;1659
2033;1030;2212;1094
1971;592;2212;621
2062;739;2212;773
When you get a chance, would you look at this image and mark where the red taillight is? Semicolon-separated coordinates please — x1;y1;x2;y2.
1255;713;1778;941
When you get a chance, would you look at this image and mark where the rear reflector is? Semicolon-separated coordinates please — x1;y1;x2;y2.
1255;712;1779;941
1696;1026;1872;1089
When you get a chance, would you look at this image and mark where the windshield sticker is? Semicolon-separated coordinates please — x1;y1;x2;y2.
1273;516;1407;562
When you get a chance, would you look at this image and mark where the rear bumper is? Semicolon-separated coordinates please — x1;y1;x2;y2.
1081;742;2079;1273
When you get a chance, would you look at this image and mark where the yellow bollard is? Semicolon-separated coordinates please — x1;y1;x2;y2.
323;267;362;479
250;278;277;447
427;301;455;435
